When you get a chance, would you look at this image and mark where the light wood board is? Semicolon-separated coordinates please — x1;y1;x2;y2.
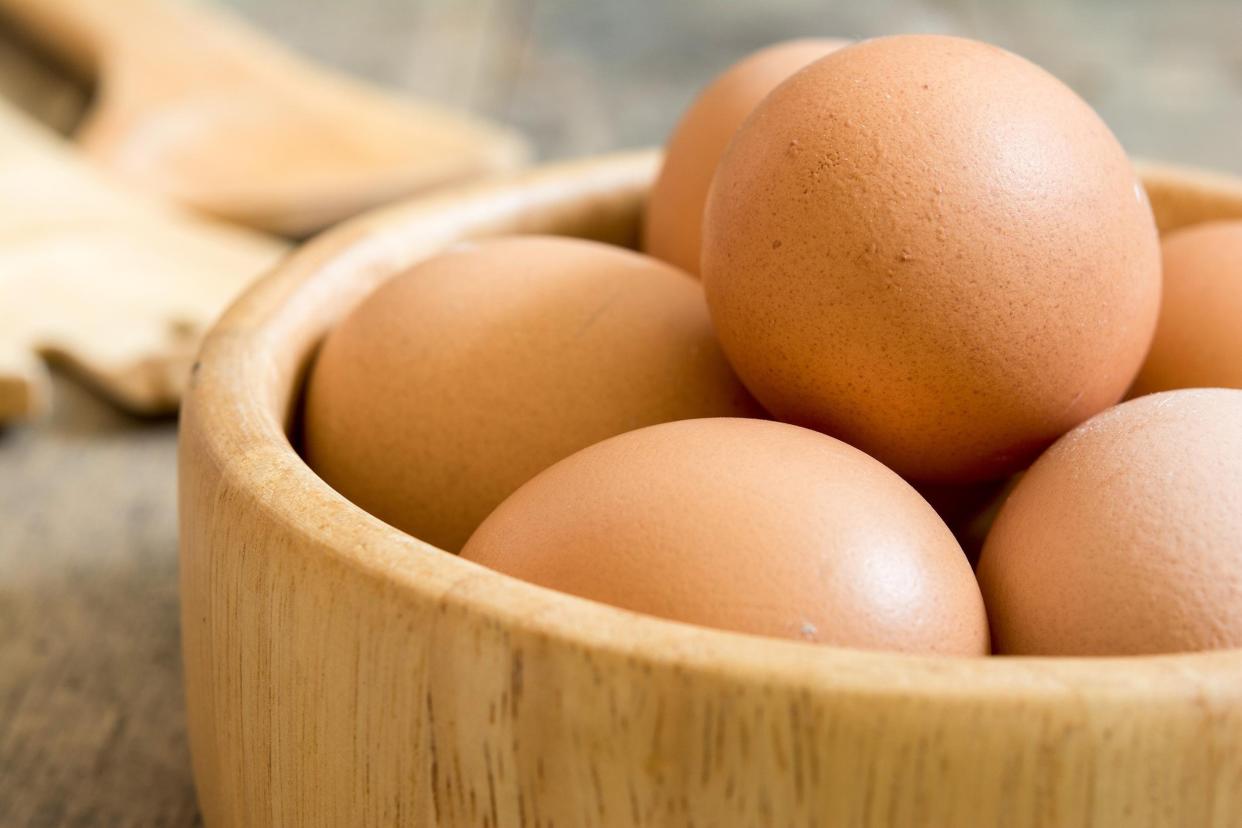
0;0;530;236
0;100;287;424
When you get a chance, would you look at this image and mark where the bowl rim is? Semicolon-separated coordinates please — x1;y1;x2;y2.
184;149;1242;704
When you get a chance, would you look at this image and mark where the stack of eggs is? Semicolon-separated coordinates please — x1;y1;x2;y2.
304;35;1242;658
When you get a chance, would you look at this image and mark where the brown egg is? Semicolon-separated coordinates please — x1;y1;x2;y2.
303;236;761;552
702;35;1161;484
1131;220;1242;396
642;38;848;275
976;389;1242;655
462;417;989;654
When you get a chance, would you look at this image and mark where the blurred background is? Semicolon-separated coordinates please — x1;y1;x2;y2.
0;0;1237;825
2;0;1239;170
229;0;1241;170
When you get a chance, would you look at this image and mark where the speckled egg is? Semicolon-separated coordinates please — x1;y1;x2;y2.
702;35;1161;483
462;417;989;654
976;389;1242;655
303;236;762;552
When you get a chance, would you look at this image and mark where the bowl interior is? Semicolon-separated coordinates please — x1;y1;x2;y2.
194;150;1242;704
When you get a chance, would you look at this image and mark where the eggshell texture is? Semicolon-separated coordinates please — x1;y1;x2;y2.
976;389;1242;655
462;417;989;654
642;38;848;275
702;35;1161;484
1131;220;1242;396
303;236;762;553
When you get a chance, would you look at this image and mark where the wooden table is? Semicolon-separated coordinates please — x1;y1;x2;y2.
1;0;1238;824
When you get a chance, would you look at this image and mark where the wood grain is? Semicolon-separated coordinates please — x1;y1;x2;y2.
0;0;530;236
180;152;1242;827
0;99;288;424
0;377;195;828
4;2;1242;824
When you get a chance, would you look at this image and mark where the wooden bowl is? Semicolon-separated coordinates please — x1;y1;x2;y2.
180;151;1242;827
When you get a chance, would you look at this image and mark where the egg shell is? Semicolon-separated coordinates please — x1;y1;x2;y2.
462;417;989;655
1131;220;1242;396
303;236;761;552
642;38;848;275
976;388;1242;656
702;34;1161;484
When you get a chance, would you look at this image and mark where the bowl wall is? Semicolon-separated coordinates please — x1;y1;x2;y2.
179;151;1242;827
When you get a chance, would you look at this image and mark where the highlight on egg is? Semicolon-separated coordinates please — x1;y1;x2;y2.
977;389;1242;656
462;417;990;655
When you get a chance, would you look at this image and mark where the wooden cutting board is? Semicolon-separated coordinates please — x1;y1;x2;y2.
0;0;529;237
0;99;287;424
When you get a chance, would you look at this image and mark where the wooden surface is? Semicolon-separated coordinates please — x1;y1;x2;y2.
0;378;194;827
0;0;528;237
0;98;286;424
180;153;1242;827
2;1;1241;825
